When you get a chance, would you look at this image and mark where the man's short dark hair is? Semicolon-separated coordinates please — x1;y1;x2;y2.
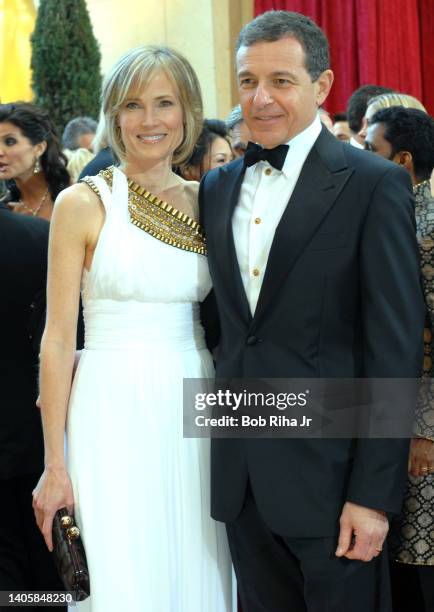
333;113;347;122
346;85;394;133
371;107;434;181
62;116;97;150
236;10;329;81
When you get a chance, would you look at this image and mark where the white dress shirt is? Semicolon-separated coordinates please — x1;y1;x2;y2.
350;136;364;149
232;116;322;315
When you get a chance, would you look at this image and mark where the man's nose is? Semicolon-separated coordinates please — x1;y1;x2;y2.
253;84;273;107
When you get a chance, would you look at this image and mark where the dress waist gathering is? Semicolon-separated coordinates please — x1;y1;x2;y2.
83;299;206;351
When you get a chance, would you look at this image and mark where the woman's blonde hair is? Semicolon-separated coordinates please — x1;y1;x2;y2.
92;111;110;154
367;92;426;117
65;147;95;181
102;46;203;166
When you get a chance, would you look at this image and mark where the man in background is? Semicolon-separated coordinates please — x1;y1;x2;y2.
346;84;393;148
225;104;252;157
62;116;97;153
332;112;351;142
366;105;434;612
0;204;66;610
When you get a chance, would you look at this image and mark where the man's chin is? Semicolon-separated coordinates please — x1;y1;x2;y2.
247;128;287;149
255;139;285;149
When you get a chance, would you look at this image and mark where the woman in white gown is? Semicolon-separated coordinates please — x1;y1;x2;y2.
32;46;232;611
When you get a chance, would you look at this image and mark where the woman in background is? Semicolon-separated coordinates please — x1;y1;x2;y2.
65;147;95;182
0;103;70;221
357;92;427;142
179;118;233;180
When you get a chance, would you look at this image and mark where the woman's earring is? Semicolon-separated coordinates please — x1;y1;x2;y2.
33;157;41;174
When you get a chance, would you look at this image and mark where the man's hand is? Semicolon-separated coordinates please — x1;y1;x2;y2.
335;501;389;562
408;437;434;477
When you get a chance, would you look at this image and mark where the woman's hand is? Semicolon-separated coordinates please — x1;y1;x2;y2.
408;437;434;477
32;466;75;551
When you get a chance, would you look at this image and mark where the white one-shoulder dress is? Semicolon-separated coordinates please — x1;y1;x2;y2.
66;167;232;612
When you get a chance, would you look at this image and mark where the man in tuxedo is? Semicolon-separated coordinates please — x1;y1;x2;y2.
199;11;425;612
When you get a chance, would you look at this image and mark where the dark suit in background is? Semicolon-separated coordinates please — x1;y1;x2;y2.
0;205;65;609
77;147;115;181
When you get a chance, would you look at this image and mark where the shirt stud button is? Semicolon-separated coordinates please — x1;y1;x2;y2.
254;217;261;224
264;168;272;176
252;268;260;277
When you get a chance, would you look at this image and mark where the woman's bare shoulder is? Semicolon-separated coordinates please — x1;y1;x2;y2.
55;182;103;214
51;182;104;236
56;181;101;206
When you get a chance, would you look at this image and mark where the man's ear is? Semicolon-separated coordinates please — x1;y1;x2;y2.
315;70;334;106
394;150;413;173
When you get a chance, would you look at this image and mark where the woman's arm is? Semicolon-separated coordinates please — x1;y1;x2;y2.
33;183;103;550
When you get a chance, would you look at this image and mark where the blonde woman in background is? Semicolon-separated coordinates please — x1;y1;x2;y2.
358;92;427;141
65;147;95;182
32;46;232;612
360;92;434;196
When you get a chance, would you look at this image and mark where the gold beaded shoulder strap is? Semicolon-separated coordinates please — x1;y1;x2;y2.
128;178;206;255
80;166;114;195
81;166;206;256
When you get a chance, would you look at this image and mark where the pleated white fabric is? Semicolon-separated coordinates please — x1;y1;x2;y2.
66;168;232;611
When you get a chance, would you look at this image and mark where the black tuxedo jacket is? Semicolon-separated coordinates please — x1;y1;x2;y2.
0;205;49;478
199;127;425;537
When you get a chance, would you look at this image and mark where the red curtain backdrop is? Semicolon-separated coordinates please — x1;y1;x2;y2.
254;0;434;116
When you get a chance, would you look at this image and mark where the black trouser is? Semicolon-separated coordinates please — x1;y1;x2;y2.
0;473;65;612
390;560;434;612
226;483;392;612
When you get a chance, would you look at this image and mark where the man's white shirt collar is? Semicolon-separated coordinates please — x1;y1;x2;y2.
280;115;322;177
350;136;364;149
249;115;322;179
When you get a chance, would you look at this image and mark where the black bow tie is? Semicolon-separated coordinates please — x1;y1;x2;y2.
243;142;289;171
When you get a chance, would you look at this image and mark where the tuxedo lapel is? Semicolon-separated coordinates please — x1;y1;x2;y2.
251;130;353;328
213;161;252;325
